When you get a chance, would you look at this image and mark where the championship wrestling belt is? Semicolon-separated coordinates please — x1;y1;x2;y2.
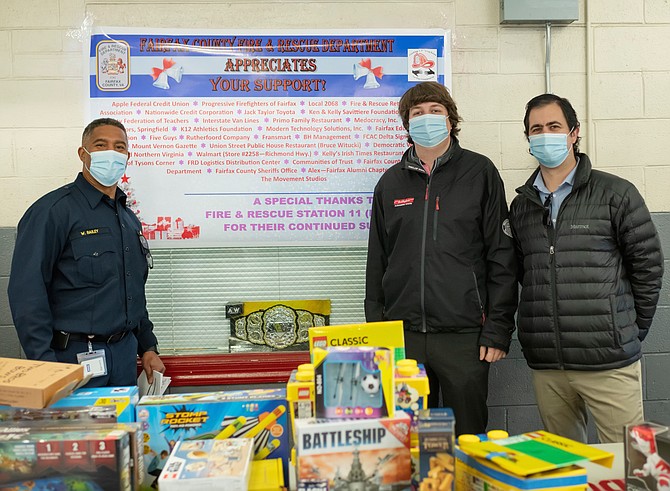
228;300;330;350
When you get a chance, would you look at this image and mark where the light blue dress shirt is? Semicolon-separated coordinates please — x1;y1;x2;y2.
532;159;579;226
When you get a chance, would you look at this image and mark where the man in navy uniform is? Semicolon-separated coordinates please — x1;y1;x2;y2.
8;118;164;387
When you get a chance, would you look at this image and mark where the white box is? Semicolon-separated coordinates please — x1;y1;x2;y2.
158;438;254;491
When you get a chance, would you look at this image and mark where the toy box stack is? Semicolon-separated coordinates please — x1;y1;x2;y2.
625;422;670;491
0;425;133;490
136;388;290;488
455;430;615;491
0;406;146;491
291;321;421;490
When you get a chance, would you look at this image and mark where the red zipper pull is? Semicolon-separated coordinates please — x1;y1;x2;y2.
425;186;429;201
436;196;440;211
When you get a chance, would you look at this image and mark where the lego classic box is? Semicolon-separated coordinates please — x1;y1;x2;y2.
625;422;670;491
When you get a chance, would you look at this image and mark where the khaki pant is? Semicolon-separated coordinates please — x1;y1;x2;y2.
532;360;644;443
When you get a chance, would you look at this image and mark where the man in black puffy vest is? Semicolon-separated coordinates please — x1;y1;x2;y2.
509;93;664;443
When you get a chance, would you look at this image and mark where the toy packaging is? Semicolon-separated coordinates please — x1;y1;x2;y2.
287;366;316;438
394;361;430;444
157;437;254;491
135;388;289;487
52;385;139;423
295;412;412;490
0;404;117;423
6;421;144;491
625;422;670;491
455;430;613;477
248;457;285;490
309;321;406;362
0;426;132;490
455;449;588;491
417;407;455;491
313;347;394;420
454;430;615;491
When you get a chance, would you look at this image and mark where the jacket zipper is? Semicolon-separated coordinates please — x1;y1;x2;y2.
472;271;486;325
420;172;432;333
547;215;563;367
432;196;440;241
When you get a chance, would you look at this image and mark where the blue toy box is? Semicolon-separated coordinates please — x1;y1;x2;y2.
135;388;290;487
51;385;139;423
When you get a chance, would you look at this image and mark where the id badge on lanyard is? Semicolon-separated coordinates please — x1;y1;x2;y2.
76;341;108;378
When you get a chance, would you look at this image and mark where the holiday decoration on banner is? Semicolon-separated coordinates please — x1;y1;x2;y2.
151;58;184;90
353;58;384;89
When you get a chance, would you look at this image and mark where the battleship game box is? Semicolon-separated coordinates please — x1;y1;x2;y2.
157;438;254;491
135;388;289;487
295;412;412;490
0;426;132;490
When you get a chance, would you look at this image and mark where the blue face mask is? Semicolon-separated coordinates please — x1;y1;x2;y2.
84;148;128;186
528;132;571;168
409;114;450;148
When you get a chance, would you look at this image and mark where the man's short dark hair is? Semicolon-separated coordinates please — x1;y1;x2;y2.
82;118;127;145
523;93;581;154
399;82;462;143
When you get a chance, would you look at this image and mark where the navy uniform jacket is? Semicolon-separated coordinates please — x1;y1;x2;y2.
8;173;158;364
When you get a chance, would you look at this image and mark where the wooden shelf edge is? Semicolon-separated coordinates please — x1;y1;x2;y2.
140;351;311;387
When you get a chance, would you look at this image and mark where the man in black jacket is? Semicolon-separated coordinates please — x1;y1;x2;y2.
510;93;664;443
365;82;518;435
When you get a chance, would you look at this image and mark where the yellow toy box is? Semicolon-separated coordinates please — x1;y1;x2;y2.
455;430;615;491
286;364;316;439
309;321;406;362
395;360;430;443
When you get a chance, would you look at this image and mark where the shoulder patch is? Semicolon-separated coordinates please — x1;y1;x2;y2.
502;218;513;238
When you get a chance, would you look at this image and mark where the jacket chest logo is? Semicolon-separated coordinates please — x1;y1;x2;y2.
393;197;414;207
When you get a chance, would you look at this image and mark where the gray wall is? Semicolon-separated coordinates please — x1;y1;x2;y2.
1;213;668;436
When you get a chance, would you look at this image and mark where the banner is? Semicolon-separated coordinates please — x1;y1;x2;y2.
88;28;451;247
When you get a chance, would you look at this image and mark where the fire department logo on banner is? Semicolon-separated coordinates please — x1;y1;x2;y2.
408;49;437;82
96;40;130;91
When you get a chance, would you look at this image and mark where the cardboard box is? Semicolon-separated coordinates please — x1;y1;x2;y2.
295;412;412;490
136;388;290;487
625;422;670;491
309;321;406;362
157;438;254;491
0;357;85;409
52;386;139;422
